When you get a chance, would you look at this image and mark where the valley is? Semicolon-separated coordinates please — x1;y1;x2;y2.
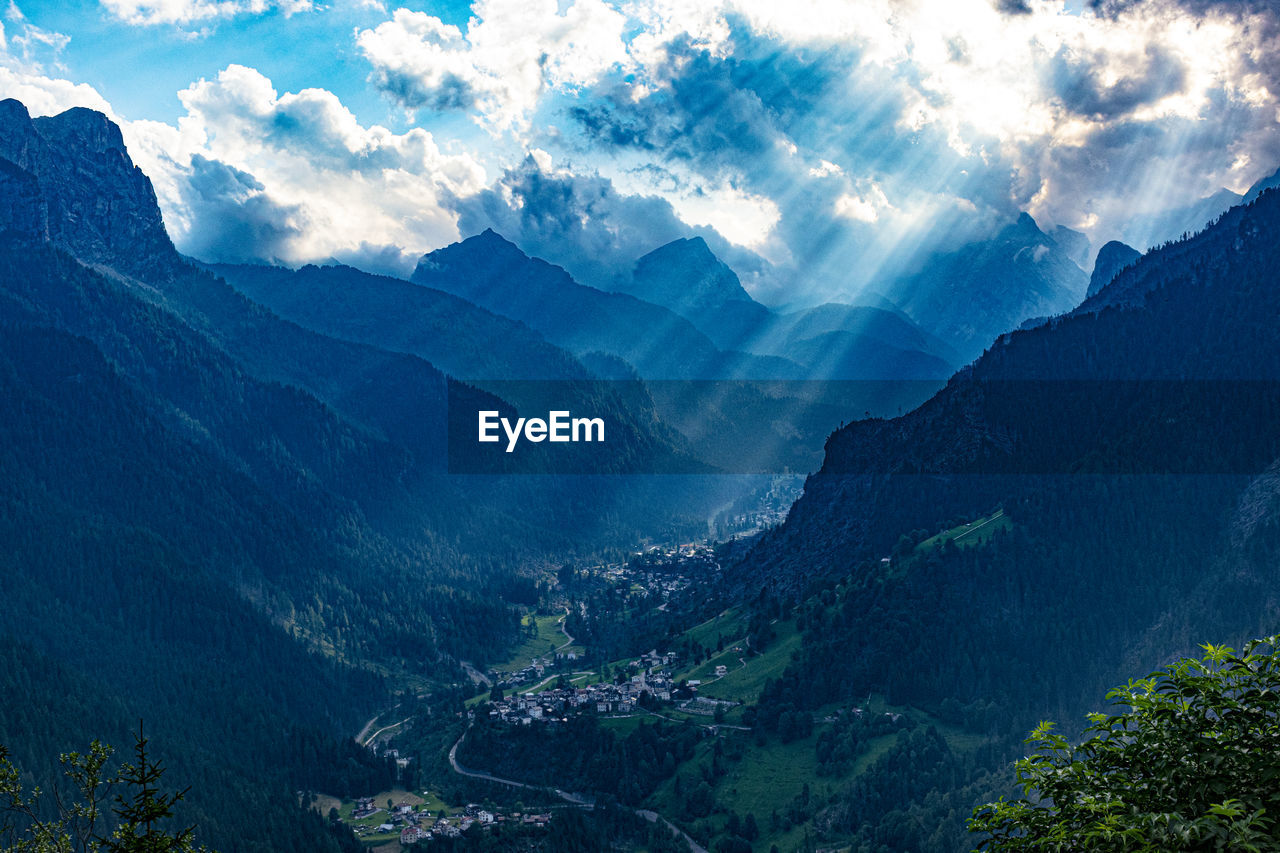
3;78;1280;853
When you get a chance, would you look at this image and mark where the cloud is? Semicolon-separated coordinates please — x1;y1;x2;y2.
995;0;1034;13
507;0;1280;302
0;66;112;116
356;1;630;131
1049;43;1186;119
122;64;487;271
6;0;1280;310
0;33;483;274
174;154;308;263
98;0;313;26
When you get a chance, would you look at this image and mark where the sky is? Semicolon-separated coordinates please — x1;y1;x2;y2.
2;0;1279;306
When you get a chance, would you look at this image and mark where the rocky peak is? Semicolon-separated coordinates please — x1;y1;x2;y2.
627;236;755;313
33;107;127;156
0;98;177;276
1086;240;1141;298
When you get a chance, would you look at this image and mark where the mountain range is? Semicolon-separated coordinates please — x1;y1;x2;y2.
6;92;1280;853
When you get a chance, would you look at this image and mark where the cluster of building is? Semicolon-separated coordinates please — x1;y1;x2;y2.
587;543;718;600
348;798;551;845
488;652;682;726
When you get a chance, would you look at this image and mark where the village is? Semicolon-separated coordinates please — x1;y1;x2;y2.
485;649;686;726
346;796;552;846
483;646;745;730
580;541;719;607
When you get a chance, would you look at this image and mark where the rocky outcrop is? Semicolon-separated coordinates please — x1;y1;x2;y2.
1086;240;1141;298
0;98;177;276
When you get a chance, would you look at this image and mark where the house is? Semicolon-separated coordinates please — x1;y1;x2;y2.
400;826;427;845
715;665;728;677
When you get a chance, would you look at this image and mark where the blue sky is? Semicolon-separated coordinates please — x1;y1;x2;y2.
4;0;1279;306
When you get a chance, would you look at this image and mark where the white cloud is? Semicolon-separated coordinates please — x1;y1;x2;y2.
126;64;488;268
99;0;312;26
0;41;488;271
809;160;843;178
834;184;889;224
356;0;631;131
0;66;112;115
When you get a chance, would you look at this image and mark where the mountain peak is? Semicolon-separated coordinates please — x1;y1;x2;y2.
33;107;125;155
0;99;176;274
0;98;32;126
1006;211;1043;239
642;235;716;266
626;236;755;312
417;229;530;273
1086;240;1141;297
461;228;524;255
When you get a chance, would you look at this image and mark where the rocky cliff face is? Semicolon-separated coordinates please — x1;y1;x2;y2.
0;99;177;276
0;156;48;239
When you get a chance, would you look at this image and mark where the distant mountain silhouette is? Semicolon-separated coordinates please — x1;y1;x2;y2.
881;212;1088;362
1086;240;1141;297
614;236;772;348
413;229;802;379
604;235;957;379
1243;164;1280;205
1119;186;1243;251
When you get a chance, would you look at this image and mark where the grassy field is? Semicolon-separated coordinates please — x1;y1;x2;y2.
599;715;649;736
671;617;800;706
718;734;822;818
682;607;749;651
493;612;583;673
646;725;836;853
640;683;1003;853
915;508;1010;555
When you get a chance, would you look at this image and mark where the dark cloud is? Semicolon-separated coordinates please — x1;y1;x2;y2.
367;67;477;112
178;154;307;264
995;0;1034;14
1049;44;1186;119
462;1;1280;307
1089;0;1280;15
566;32;854;182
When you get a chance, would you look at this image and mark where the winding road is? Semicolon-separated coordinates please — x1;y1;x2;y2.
554;606;576;652
361;715;412;747
448;725;707;853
